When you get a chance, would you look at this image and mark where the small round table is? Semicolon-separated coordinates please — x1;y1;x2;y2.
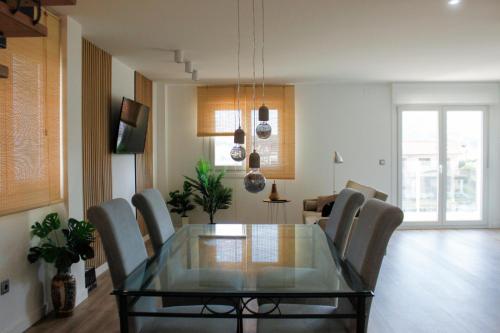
263;199;291;224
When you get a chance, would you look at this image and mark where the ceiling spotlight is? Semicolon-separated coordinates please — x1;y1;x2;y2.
448;0;461;5
174;49;184;63
185;61;193;73
192;70;198;81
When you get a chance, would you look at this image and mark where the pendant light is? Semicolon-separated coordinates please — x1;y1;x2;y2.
256;0;271;140
244;0;266;193
230;0;246;162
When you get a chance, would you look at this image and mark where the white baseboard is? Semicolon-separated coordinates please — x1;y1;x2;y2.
95;262;109;277
2;304;47;333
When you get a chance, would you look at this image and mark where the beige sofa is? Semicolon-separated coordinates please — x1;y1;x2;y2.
302;180;388;225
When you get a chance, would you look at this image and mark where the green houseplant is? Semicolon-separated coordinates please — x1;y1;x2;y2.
167;181;195;225
185;159;232;224
27;213;95;316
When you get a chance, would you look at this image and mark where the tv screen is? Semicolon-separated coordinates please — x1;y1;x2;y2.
114;97;149;154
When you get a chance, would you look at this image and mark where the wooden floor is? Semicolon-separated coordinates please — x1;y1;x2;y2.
27;229;500;333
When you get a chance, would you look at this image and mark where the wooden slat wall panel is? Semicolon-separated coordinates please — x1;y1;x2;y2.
134;72;153;236
82;39;112;269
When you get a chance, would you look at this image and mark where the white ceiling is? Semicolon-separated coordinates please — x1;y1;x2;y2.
53;0;500;84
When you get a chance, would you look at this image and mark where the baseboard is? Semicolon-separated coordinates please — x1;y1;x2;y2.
1;303;47;333
95;262;109;277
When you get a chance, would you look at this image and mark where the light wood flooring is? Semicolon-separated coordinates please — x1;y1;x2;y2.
27;229;500;333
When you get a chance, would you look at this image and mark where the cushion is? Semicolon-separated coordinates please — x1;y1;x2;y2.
316;195;336;212
321;201;335;217
303;211;322;225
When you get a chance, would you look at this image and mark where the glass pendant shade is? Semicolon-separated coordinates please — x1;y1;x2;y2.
230;144;246;161
244;150;266;193
256;122;272;139
231;127;246;162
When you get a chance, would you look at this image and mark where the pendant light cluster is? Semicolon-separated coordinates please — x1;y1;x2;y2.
231;0;269;193
230;0;246;162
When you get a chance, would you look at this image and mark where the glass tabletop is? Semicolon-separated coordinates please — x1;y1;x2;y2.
114;224;372;297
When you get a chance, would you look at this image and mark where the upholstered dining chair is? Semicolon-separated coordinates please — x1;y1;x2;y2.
132;188;175;254
257;199;404;333
324;188;365;259
258;189;364;308
87;198;236;333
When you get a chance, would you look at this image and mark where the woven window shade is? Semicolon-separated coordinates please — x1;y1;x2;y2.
0;12;62;216
197;85;295;179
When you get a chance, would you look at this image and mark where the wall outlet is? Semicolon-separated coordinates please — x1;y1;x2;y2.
1;279;9;295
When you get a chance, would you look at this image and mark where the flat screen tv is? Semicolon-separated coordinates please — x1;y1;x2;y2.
114;97;149;154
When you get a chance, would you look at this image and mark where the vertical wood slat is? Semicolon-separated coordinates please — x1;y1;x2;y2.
134;72;153;236
82;39;112;269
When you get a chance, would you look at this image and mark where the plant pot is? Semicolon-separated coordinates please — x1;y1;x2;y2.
181;216;190;226
51;271;76;317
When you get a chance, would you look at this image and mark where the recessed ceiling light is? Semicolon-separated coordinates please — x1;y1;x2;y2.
448;0;461;5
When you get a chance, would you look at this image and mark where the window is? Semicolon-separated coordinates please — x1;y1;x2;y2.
198;85;295;179
0;13;63;216
398;106;486;226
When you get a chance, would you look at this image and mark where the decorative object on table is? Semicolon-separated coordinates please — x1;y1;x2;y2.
185;159;232;224
230;0;246;162
332;150;344;193
167;181;195;226
256;0;271;140
244;0;266;193
27;213;95;316
268;180;280;201
263;199;291;224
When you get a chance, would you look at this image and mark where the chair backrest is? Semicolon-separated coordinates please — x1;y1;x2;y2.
87;198;150;333
345;199;403;290
324;188;365;258
132;188;175;254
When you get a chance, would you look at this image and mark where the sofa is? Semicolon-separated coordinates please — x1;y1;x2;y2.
302;180;388;225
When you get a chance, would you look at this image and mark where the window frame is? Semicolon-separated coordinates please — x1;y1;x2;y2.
397;105;489;228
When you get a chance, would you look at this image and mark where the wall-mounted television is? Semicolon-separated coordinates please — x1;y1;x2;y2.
114;97;149;154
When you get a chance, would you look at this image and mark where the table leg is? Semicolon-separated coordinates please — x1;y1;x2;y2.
356;296;366;333
236;298;243;333
119;295;129;333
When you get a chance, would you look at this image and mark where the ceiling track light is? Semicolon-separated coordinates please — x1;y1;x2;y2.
191;70;198;81
174;49;184;63
185;61;193;73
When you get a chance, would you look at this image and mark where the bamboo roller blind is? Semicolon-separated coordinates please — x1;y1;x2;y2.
134;71;153;236
197;85;295;179
82;39;112;269
0;12;62;216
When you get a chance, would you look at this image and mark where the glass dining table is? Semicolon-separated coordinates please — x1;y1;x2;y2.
112;224;373;333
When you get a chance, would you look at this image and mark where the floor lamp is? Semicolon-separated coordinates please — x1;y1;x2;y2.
333;151;344;194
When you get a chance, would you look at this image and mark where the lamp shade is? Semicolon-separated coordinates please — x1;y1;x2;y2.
333;151;344;164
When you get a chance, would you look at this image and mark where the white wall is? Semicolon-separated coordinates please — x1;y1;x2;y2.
165;84;393;225
164;83;500;228
111;58;136;207
0;17;86;333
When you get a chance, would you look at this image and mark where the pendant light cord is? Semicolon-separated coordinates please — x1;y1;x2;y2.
261;0;265;103
252;0;257;149
236;0;241;129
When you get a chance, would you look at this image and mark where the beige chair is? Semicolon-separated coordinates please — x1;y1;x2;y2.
303;180;388;225
87;198;236;333
257;199;404;333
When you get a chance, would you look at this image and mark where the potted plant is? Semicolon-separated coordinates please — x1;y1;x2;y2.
27;213;95;316
185;159;232;224
167;181;195;226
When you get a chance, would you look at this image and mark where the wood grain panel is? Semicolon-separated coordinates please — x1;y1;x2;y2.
82;39;112;269
134;72;153;236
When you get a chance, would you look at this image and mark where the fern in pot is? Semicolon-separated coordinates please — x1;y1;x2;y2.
27;213;95;316
167;181;195;226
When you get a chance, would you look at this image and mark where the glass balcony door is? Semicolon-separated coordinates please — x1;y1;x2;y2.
398;106;486;226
